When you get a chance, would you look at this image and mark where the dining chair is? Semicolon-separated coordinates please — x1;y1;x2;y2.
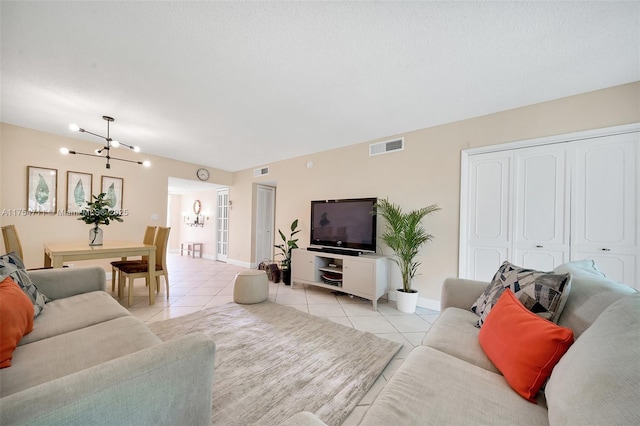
118;226;170;307
110;225;157;296
2;224;67;270
2;225;24;260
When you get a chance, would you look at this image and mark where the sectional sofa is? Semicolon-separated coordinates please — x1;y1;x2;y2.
0;265;216;425
285;260;640;425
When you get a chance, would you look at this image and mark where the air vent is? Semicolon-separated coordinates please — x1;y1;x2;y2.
369;138;404;156
253;166;270;177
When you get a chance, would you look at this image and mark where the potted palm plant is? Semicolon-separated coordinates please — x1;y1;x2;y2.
274;219;300;285
375;198;440;313
78;193;124;246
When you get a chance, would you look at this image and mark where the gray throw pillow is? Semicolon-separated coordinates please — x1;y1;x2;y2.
0;252;50;317
471;261;571;327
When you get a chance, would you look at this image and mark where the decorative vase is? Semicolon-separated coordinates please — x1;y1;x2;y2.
396;289;419;313
282;268;291;285
89;226;103;246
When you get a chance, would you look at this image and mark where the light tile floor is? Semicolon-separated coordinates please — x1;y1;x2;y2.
108;253;440;425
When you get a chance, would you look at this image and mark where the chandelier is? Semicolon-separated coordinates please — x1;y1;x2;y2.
60;115;150;169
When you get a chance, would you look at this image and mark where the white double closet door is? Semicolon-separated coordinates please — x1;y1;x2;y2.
461;125;638;289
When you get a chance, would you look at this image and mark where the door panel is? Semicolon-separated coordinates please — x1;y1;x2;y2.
513;146;570;270
469;246;508;282
465;153;511;280
573;138;635;247
572;251;636;287
216;189;229;261
515;249;566;272
343;258;374;296
255;185;275;263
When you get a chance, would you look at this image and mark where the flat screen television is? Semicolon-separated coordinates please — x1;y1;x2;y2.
310;198;377;254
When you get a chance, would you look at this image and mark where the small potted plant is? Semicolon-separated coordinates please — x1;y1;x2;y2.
78;193;124;246
375;198;440;313
274;219;300;285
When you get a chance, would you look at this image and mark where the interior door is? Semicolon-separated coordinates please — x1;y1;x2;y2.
216;188;229;262
464;152;512;281
571;135;637;286
255;185;275;264
513;146;570;271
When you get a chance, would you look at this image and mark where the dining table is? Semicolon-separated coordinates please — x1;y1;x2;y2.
43;240;158;304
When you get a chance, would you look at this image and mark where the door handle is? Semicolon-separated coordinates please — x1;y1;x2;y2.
601;248;611;251
535;245;543;248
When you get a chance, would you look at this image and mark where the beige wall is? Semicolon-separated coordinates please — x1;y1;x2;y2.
0;123;232;269
229;81;640;304
175;190;218;257
1;82;638;304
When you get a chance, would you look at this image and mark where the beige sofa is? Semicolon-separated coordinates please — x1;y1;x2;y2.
285;261;639;425
0;266;216;425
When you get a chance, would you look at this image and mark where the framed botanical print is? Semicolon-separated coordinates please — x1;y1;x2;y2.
27;166;57;213
101;176;124;211
66;171;92;213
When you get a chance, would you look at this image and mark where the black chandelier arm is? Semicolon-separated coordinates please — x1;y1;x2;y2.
114;141;139;150
64;115;148;168
66;150;101;158
79;129;137;151
78;129;108;140
110;155;146;165
66;150;146;167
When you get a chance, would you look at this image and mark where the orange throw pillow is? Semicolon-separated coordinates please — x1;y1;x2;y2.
0;276;35;368
478;289;574;402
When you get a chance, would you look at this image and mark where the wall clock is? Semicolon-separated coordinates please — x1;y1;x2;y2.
196;168;210;181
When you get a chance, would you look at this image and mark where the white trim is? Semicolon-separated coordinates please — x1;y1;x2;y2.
463;123;640;156
459;151;470;278
227;258;252;269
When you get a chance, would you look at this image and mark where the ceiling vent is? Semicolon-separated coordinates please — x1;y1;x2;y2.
369;138;404;156
253;166;270;177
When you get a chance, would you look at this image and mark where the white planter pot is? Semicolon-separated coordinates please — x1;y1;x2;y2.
396;289;419;313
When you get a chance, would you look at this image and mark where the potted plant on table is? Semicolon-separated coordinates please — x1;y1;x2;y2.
375;198;441;313
274;219;300;285
78;193;124;246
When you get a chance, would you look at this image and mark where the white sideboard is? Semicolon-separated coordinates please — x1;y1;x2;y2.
291;248;389;310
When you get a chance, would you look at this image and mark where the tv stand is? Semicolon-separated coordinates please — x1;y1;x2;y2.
307;247;363;256
291;248;389;310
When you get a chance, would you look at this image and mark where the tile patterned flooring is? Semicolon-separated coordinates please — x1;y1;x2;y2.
109;253;440;425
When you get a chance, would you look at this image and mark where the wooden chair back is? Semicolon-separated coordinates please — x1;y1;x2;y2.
143;226;157;245
2;225;24;260
142;225;157;262
154;226;171;268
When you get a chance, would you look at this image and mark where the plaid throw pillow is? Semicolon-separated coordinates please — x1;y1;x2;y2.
471;261;571;327
0;252;50;317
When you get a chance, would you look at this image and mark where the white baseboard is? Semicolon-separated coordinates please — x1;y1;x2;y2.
227;258;252;269
169;248;219;262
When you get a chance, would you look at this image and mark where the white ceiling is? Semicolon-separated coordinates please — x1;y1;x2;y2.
1;1;639;173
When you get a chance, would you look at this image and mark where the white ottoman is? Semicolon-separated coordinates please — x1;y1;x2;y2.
233;269;269;304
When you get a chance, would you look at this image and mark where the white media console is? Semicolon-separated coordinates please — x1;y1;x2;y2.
291;248;389;310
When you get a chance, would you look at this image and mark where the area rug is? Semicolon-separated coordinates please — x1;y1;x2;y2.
148;301;402;426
